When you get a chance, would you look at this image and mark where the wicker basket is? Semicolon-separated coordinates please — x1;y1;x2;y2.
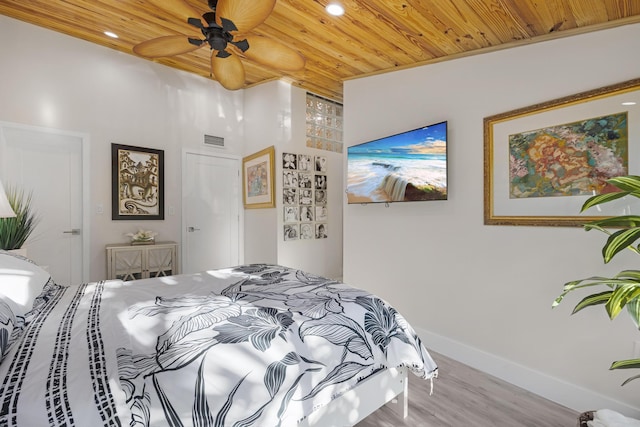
577;411;594;427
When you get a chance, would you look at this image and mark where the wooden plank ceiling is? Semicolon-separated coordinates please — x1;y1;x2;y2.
1;0;639;102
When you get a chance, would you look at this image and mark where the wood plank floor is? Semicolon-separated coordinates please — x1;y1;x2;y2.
356;351;579;427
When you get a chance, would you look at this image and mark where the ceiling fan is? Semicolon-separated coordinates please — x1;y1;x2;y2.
133;0;306;90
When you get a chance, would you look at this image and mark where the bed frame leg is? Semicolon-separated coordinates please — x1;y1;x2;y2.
388;367;409;420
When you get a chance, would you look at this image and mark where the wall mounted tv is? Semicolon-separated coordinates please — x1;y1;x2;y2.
346;121;448;204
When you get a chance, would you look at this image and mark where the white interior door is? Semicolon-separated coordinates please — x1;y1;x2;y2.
182;150;241;274
0;123;87;285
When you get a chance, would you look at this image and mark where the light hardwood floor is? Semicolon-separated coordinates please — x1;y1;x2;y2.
356;351;579;427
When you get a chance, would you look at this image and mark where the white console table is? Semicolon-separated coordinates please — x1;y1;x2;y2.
106;241;178;281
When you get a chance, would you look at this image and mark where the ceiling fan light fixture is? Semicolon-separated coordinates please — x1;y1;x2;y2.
326;3;344;16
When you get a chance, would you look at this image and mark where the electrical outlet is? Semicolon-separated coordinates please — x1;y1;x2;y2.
632;341;640;359
96;203;104;215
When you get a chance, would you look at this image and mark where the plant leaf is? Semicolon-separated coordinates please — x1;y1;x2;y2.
585;216;640;229
605;286;640;319
621;374;640;386
626;298;640;330
607;175;640;193
571;291;612;314
610;358;640;370
602;228;640;263
581;191;629;212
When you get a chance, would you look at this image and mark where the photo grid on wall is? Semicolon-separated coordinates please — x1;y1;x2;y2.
283;153;327;241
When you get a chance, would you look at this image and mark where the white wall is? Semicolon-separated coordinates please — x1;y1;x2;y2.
344;24;640;415
0;15;344;281
244;81;343;279
0;15;244;280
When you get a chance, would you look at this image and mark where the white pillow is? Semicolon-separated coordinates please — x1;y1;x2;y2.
0;251;52;319
0;299;16;362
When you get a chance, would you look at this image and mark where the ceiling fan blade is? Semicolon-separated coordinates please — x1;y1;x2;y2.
133;35;202;58
145;0;204;26
216;0;276;33
242;36;305;71
211;53;245;90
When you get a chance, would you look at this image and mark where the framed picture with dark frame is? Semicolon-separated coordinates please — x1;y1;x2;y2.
111;143;165;220
484;78;640;227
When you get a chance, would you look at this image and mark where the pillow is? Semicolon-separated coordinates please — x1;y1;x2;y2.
0;299;16;363
0;251;52;319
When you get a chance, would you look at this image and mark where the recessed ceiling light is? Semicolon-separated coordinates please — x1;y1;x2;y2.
326;3;345;16
621;101;637;106
104;31;119;39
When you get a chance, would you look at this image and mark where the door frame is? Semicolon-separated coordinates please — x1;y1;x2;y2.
0;121;91;282
181;148;244;273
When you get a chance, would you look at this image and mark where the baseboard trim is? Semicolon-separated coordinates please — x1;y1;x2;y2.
416;327;640;419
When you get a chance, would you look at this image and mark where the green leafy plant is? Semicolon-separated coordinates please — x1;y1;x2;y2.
0;185;39;250
553;175;640;385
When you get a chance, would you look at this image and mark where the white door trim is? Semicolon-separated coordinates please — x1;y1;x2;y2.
181;148;244;273
0;121;91;282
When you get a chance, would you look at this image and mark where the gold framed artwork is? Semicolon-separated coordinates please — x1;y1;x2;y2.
484;78;640;227
243;146;276;209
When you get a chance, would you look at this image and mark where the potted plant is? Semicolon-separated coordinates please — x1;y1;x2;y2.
0;185;39;252
553;175;640;385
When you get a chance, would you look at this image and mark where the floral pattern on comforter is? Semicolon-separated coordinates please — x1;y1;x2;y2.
0;264;437;426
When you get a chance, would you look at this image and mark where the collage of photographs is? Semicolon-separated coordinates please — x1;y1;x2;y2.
282;153;328;241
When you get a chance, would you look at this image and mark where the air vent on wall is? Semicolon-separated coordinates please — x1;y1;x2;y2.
204;134;225;148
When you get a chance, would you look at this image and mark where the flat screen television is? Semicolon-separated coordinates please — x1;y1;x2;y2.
346;121;448;204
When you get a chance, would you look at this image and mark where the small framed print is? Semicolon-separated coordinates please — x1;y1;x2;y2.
299;189;313;205
315;205;328;221
315;155;327;173
299;173;313;188
300;223;314;239
283;170;298;187
315;174;327;190
284;206;299;222
315;189;327;205
284;224;299;241
315;223;328;239
298;154;312;171
283;152;297;170
243;146;276;209
300;205;314;222
283;188;298;205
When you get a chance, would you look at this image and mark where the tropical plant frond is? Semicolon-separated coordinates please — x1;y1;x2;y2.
585;216;640;229
602;229;640;263
571;291;612;314
627;299;640;330
605;286;640;320
0;185;40;250
620;374;640;386
609;358;640;370
581;191;629;212
556;174;640;386
607;175;640;194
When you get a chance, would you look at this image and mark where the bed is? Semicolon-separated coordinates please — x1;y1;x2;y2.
0;251;437;426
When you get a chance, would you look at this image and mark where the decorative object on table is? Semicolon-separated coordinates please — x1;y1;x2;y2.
484;77;640;226
0;183;39;251
553;175;640;385
125;229;158;245
242;145;275;209
112;143;164;220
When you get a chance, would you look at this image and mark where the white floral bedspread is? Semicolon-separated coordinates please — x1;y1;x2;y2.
0;264;437;426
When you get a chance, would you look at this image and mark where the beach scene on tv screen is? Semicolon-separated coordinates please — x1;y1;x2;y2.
347;122;447;203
